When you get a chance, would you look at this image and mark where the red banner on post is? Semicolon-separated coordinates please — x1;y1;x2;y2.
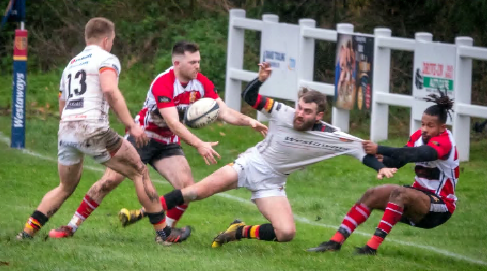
13;29;28;61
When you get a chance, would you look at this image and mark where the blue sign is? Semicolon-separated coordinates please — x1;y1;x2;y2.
11;62;26;148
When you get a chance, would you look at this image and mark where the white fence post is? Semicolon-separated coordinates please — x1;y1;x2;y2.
224;9;246;112
297;19;316;106
411;32;433;135
332;23;354;132
257;14;279;122
370;28;392;142
453;37;474;162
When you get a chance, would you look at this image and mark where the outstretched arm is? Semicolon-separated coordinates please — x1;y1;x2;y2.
216;98;267;137
363;140;439;163
241;62;274;111
361;154;397;180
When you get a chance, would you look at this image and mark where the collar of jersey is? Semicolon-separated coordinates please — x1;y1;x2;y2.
84;45;103;51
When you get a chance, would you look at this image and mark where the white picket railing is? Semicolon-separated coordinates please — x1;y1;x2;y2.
224;9;486;161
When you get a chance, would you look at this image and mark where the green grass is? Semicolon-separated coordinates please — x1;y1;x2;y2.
1;73;487;270
0;115;486;271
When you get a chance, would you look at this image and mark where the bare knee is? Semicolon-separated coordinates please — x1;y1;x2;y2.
58;182;77;200
171;175;195;190
275;226;296;242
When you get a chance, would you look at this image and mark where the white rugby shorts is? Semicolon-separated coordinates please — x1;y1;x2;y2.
58;121;122;165
232;147;287;202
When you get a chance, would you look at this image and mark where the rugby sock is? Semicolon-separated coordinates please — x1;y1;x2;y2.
147;211;167;231
166;204;189;227
367;202;403;250
67;195;100;232
236;224;276;241
160;189;185;210
332;203;371;243
23;210;48;236
156;226;172;241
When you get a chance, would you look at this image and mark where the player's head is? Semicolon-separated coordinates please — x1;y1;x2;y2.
84;17;116;52
172;41;200;81
293;88;326;131
421;88;454;143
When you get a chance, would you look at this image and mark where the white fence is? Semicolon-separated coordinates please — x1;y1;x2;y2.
224;8;487;161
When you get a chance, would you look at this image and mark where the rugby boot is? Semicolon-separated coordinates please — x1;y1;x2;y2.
307;240;342;252
155;226;191;246
48;225;74;238
118;208;143;227
355;245;377;255
211;219;246;248
15;231;33;240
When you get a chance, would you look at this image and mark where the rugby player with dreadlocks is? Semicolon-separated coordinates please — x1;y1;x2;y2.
308;89;459;255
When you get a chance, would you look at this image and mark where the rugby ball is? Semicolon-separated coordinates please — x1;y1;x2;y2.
184;98;220;128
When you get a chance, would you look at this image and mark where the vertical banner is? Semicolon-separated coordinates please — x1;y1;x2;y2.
412;42;455;125
334;33;374;111
260;22;299;100
11;29;28;149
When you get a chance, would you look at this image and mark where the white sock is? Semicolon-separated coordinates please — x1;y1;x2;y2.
166;217;176;227
68;215;83;233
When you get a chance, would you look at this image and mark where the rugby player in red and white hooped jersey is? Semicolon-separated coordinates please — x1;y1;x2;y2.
308;90;459;255
48;41;267;241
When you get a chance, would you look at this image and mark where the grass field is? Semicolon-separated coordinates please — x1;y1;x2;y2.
1;73;487;270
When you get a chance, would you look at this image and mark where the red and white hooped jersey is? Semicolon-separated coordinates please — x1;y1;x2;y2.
407;129;460;213
134;67;219;144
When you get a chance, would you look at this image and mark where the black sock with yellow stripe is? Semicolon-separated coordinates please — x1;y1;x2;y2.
235;223;276;241
23;210;48;236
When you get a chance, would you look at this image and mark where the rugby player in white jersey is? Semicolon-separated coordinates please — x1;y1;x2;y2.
47;41;268;241
118;62;397;246
308;90;459;255
16;18;180;244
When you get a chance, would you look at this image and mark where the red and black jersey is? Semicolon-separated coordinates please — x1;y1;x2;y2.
407;129;459;213
134;67;218;144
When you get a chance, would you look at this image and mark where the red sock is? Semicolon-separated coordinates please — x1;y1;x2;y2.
332;203;371;243
160;195;167;211
166;204;188;227
75;195;100;221
367;202;403;250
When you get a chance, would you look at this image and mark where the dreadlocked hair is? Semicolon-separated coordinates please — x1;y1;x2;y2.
423;87;454;124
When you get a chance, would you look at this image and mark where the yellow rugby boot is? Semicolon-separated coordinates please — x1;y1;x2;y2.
118;208;144;227
211;219;246;248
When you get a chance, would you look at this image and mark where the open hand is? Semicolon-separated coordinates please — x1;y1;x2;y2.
377;167;397;180
258;62;272;82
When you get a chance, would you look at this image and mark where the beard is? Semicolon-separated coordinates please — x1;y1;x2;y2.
293;117;315;131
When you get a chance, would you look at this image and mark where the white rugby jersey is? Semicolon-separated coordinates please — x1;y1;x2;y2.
59;45;121;125
252;99;366;175
407;129;459;213
134;67;218;144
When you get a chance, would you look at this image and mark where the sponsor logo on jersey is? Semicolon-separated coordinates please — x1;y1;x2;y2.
71;53;92;64
275;103;282;111
65;98;84;109
430;195;440;203
158;96;171;103
189;92;197;103
283;136;349;151
431;140;440;146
